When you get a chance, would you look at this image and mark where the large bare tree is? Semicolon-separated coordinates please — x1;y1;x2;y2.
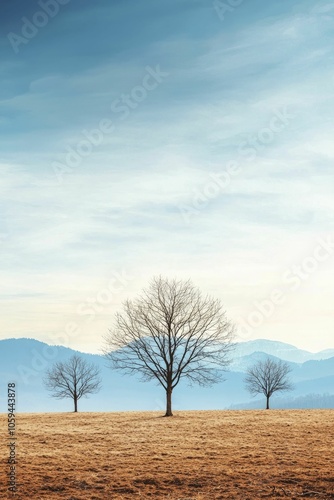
103;276;235;416
44;355;102;412
245;358;293;409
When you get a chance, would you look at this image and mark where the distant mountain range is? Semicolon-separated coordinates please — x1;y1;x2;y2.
232;339;334;363
0;338;333;412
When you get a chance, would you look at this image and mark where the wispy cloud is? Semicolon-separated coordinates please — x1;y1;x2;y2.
1;0;333;352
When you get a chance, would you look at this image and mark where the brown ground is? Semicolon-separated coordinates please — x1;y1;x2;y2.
1;410;334;499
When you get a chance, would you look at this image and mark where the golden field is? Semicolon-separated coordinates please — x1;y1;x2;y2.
1;410;334;499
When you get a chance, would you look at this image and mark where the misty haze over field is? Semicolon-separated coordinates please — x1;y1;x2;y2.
1;337;333;412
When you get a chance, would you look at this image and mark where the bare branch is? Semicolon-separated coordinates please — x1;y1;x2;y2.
245;358;293;409
44;355;102;412
103;276;235;416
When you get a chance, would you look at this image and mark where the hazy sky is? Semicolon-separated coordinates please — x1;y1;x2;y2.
1;0;333;354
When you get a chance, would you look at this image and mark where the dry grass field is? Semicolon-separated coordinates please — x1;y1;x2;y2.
1;410;334;499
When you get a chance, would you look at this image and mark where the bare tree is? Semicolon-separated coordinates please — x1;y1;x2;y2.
44;355;102;412
245;358;293;409
103;276;235;417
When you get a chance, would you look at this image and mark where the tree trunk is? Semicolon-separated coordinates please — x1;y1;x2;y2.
74;397;78;413
165;387;173;417
266;395;270;410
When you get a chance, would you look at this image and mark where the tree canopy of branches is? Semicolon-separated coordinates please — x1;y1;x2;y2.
103;276;235;416
44;355;102;412
245;357;293;409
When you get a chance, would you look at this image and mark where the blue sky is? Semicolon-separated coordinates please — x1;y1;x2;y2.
1;0;334;353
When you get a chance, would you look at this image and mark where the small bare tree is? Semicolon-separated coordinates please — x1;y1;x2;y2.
245;358;293;409
44;355;102;412
103;276;235;416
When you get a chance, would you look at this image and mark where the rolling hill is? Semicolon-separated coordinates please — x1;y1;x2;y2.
0;337;333;412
